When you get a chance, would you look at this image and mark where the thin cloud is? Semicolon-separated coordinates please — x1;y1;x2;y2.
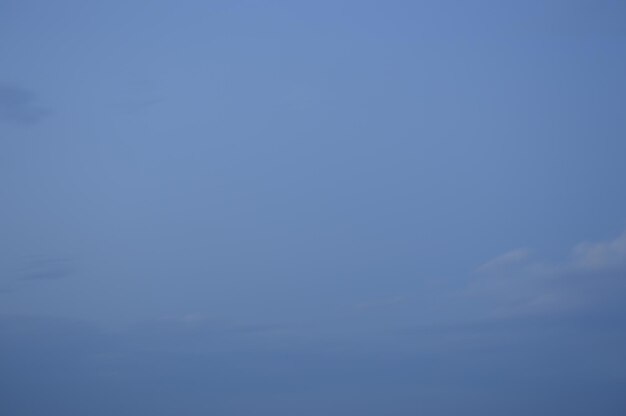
475;248;530;274
572;230;626;270
466;231;626;319
355;296;407;311
0;84;50;125
19;257;75;281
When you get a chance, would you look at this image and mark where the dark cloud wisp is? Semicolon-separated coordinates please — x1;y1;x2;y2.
19;257;75;281
0;84;50;125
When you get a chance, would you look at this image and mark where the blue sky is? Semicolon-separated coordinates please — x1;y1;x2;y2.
1;1;626;415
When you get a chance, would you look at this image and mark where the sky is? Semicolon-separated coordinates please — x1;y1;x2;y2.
1;0;626;415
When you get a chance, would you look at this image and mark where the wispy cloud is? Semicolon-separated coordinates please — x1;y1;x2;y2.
19;256;75;281
572;231;626;270
475;248;530;274
0;84;50;125
354;296;407;311
466;231;626;319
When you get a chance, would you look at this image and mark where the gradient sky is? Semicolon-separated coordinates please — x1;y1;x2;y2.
2;1;626;415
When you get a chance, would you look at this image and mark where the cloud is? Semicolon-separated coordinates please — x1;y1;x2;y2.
19;257;75;281
572;231;626;270
466;231;626;320
475;248;530;274
1;235;625;415
0;84;50;125
3;310;625;416
354;296;407;311
148;313;291;337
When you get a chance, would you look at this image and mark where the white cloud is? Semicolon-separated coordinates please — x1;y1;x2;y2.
465;231;626;320
572;231;626;270
475;248;530;274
